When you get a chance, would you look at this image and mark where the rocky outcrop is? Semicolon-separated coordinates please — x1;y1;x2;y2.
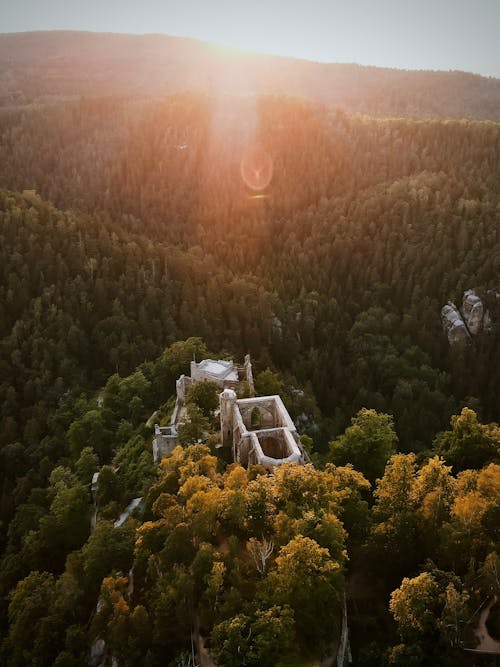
442;289;498;345
462;290;484;335
484;290;500;330
441;303;470;345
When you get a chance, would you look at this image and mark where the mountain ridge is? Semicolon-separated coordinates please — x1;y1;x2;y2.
1;30;500;120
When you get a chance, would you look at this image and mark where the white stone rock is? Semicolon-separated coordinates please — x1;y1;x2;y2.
462;289;484;335
441;302;470;345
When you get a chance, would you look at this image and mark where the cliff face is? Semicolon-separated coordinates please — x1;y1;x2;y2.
441;302;470;345
462;290;485;335
441;289;497;345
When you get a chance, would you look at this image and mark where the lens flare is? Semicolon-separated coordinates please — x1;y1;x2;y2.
240;145;273;191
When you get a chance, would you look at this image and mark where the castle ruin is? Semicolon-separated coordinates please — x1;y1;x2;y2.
153;355;307;468
153;355;254;463
220;390;305;469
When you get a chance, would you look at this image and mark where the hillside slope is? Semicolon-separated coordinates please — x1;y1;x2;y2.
1;31;500;120
1;96;499;456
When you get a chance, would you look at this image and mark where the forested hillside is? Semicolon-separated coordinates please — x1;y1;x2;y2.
2;31;500;120
0;85;499;665
0;338;498;665
1;94;499;443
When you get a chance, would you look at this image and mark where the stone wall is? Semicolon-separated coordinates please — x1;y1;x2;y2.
219;391;304;470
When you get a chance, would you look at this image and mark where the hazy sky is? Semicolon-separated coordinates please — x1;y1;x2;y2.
1;0;499;77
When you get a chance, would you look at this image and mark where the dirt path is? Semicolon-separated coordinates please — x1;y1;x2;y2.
196;635;217;667
473;596;500;653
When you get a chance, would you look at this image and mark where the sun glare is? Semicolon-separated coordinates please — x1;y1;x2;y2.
203;53;274;197
240;145;273;192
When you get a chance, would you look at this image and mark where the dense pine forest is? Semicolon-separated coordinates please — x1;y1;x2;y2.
0;33;499;666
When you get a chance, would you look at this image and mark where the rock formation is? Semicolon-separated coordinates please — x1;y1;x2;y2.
441;302;470;345
441;289;497;345
462;290;485;335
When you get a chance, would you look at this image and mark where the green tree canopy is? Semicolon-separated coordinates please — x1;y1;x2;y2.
434;408;499;472
328;408;398;483
186;380;220;418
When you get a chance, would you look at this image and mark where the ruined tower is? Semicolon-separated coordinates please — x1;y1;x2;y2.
220;388;237;455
